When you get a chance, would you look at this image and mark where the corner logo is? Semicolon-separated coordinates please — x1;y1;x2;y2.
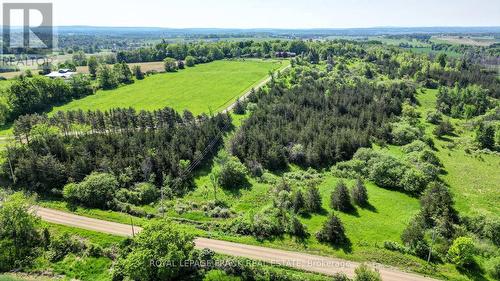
2;2;53;54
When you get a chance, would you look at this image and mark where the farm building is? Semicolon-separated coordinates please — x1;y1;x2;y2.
45;69;77;79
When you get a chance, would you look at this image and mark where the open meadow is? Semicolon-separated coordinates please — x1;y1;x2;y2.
50;59;285;115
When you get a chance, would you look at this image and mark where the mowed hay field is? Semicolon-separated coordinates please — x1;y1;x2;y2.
50;59;286;115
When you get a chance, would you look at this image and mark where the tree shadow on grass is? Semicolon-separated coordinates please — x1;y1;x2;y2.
324;238;353;254
358;202;378;213
222;178;252;198
456;261;488;281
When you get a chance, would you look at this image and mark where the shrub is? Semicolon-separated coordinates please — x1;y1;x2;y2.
203;270;241;281
316;214;347;245
332;273;352;281
402;140;429;153
391;121;423;145
185;56;196;67
304;186;322;213
426;110;443;125
351;178;368;206
383;241;409;254
331;181;353;212
0;193;42;271
433;119;454;138
486;256;500;280
287;216;308;238
135;182;160;204
63;172;118;208
47;233;86;262
164;57;178;72
354;264;382;281
217;157;247;189
112;220;195;280
447;237;475;267
251;208;284;239
400;168;427;194
289;143;306;164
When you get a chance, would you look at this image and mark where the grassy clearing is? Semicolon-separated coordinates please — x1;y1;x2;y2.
50;59;286;116
416;89;500;217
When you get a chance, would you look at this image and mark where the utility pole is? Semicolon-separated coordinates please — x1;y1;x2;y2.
160;183;165;218
130;216;135;238
6;146;17;185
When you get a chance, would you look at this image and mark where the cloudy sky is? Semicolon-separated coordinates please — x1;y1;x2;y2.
3;0;500;28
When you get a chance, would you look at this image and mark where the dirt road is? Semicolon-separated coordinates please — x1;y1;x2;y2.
222;63;291;114
35;207;438;281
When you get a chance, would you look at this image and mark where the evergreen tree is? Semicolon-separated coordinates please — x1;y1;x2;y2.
233;99;245;115
133;65;145;80
291;189;305;213
331;181;353;212
316;213;347;245
87;56;99;78
304;186;322;213
476;123;495;150
351;178;368;206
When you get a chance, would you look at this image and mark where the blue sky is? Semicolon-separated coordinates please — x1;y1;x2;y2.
9;0;500;28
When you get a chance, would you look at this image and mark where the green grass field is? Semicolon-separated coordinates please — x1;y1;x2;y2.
415;89;500;217
49;59;286;116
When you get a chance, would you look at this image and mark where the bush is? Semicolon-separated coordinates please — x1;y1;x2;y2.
332;273;352;281
354;264;381;281
113;220;195;281
185;56;196;67
426;110;443;125
63;172;118;208
486;256;500;280
402;140;429;153
251;208;284;239
304;186;322;213
383;241;409;254
204;270;241;281
216;157;247;189
351;178;368;206
47;233;86;262
287;216;308;238
391;121;423;145
316;214;347;245
331;181;353;212
135;182;160;204
433;119;454;138
289;143;306;164
0;193;42;271
447;237;475;267
164;57;178;72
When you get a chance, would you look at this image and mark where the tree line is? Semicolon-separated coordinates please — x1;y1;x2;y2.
5;107;233;198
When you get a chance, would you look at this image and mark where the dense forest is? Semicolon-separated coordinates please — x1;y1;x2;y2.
5;108;232;209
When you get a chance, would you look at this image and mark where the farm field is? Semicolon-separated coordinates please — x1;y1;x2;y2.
50;59;286;116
